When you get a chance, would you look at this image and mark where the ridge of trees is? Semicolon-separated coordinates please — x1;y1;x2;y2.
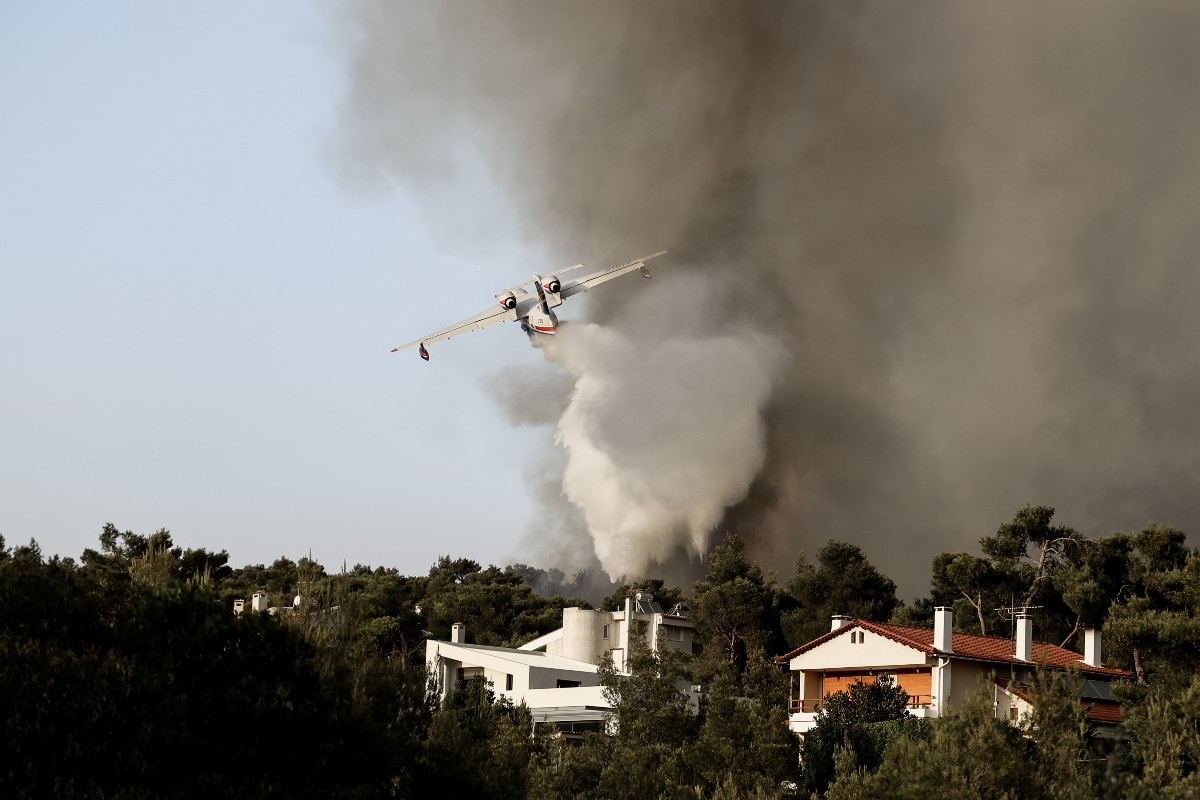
1;502;1198;798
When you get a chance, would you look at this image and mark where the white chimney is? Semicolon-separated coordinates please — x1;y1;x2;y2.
831;614;853;631
451;622;465;644
251;590;268;613
1082;627;1102;668
933;606;953;653
1015;613;1033;661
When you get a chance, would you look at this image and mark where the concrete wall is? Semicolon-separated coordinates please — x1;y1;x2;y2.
426;642;601;701
523;684;609;710
538;605;697;672
946;660;1035;713
656;621;693;654
525;664;604;690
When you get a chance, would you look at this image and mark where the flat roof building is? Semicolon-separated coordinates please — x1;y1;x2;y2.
426;593;695;735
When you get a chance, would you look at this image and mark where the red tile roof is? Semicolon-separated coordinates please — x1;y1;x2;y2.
995;678;1125;724
1084;700;1125;724
778;619;1131;679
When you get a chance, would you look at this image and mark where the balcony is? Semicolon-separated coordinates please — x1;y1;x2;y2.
789;694;933;714
789;698;823;714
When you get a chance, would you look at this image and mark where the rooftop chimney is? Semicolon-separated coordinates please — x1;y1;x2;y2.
1082;627;1102;668
1015;613;1033;661
831;615;853;631
451;622;465;644
933;606;953;653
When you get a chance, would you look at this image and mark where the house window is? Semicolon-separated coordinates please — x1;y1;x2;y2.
506;674;513;691
603;624;609;639
556;679;582;688
456;667;484;681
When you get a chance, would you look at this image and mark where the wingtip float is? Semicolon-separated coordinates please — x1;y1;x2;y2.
390;250;670;362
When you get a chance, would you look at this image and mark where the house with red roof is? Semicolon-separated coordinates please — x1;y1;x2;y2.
778;607;1130;736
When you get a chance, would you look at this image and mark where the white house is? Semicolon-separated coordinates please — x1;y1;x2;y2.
779;608;1130;736
425;593;695;736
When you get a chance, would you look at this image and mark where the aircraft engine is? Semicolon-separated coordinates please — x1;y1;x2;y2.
543;276;561;294
496;292;518;310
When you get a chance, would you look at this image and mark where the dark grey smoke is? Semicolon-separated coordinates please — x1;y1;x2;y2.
333;0;1200;596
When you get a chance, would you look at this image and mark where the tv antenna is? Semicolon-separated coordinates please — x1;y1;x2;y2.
994;602;1043;622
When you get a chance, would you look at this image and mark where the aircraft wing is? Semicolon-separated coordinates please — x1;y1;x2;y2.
558;250;670;299
391;305;515;352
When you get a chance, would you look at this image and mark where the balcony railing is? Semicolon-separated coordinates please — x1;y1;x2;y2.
790;698;822;713
790;695;933;714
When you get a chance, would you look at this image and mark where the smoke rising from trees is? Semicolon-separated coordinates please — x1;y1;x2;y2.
333;1;1200;592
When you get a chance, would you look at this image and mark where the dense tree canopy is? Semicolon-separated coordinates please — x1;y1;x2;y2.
0;540;418;799
2;503;1198;799
781;539;899;647
799;676;922;796
692;532;778;678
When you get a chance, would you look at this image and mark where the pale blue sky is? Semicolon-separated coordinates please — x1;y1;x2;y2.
0;2;557;572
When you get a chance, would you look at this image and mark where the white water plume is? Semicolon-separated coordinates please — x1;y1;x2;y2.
537;319;784;578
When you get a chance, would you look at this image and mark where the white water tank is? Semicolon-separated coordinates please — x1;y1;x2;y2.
562;608;602;663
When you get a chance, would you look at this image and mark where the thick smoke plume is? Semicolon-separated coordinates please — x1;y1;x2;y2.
334;1;1200;593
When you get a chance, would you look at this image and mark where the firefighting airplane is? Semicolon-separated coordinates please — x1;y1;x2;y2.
391;250;669;360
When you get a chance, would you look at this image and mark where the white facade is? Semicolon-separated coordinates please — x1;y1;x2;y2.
783;610;1127;735
427;639;611;730
786;625;946;733
516;596;694;671
250;590;269;613
426;594;695;733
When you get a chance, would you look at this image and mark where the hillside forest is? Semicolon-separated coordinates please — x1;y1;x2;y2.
3;504;1199;799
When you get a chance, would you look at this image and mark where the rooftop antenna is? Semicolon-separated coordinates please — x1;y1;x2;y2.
993;602;1043;623
993;600;1043;682
993;599;1041;652
994;600;1044;642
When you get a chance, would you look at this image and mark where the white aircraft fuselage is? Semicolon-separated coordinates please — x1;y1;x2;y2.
392;251;669;360
523;275;562;335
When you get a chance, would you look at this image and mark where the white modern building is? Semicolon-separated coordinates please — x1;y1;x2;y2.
425;593;695;735
779;608;1130;736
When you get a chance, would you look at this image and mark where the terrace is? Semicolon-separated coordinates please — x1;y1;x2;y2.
788;694;933;714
